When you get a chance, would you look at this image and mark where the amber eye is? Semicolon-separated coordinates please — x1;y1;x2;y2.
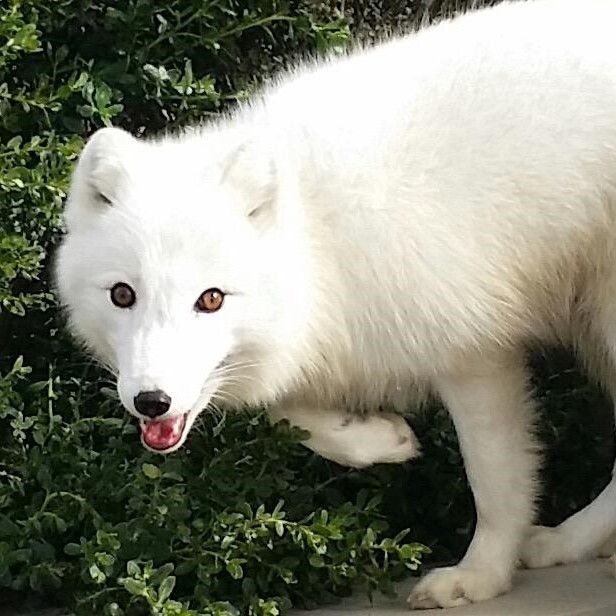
195;288;224;313
110;282;136;308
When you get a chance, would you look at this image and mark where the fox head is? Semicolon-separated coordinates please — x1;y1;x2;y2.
55;126;313;452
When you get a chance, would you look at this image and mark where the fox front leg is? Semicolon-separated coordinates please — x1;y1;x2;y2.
267;405;420;468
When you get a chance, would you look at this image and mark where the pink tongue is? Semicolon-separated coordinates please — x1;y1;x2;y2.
141;414;187;450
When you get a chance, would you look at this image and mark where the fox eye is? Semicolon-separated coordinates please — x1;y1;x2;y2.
195;288;224;313
110;282;136;308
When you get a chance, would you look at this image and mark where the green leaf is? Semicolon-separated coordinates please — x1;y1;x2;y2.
226;561;243;580
399;544;423;560
308;554;325;568
122;577;146;596
7;136;22;149
175;559;196;575
158;575;176;602
63;543;81;556
89;564;105;584
96;552;115;567
0;515;19;538
150;562;174;586
141;463;161;479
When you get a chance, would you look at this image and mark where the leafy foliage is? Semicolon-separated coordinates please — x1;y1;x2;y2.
0;364;425;614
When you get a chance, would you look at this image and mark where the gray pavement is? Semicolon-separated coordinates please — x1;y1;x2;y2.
293;559;616;616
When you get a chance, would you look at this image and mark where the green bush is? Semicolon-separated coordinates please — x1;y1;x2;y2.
1;0;614;614
0;357;425;615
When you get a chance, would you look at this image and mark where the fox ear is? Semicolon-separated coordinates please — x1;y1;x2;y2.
219;139;277;228
80;127;135;205
64;127;135;230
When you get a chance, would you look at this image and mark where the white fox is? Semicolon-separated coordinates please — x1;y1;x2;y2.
55;0;616;608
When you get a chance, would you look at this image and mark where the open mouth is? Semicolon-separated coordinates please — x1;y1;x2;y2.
140;413;188;452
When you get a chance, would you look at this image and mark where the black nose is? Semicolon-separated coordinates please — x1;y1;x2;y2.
134;390;171;418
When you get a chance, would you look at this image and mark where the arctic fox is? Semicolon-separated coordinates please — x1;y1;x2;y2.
55;0;616;608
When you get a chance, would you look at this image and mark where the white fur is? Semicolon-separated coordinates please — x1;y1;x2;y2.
55;0;616;608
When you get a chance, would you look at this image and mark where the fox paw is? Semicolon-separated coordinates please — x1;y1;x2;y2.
269;407;420;468
520;525;582;568
407;565;511;609
321;412;420;468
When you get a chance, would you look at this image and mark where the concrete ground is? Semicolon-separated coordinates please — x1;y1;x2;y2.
293;559;616;616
